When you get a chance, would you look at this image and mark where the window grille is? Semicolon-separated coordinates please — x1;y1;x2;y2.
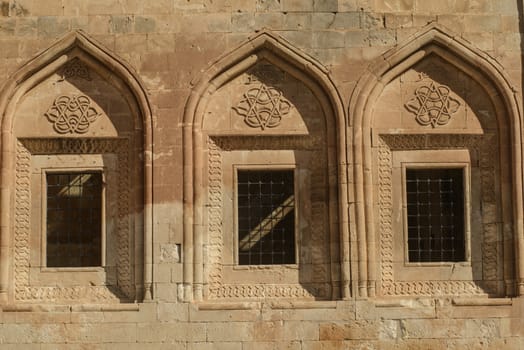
406;168;465;262
237;170;295;265
46;172;103;267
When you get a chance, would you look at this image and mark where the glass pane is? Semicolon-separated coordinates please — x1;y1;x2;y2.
46;172;102;267
237;169;295;265
405;168;465;262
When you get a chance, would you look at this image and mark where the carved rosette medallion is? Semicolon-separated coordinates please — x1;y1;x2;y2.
233;84;292;130
405;82;460;127
60;58;92;81
44;95;101;134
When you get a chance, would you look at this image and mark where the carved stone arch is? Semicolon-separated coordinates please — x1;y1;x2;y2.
183;30;349;301
349;23;523;298
0;30;153;303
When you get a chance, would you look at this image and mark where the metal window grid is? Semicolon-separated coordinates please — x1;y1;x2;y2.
46;172;102;267
237;169;295;265
406;168;465;262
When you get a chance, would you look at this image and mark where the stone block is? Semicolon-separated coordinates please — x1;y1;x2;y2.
400;319;467;339
256;0;282;12
87;15;111;34
32;0;63;15
368;29;396;46
62;0;89;16
338;0;358;11
0;18;15;35
282;0;314;12
464;15;501;32
37;16;70;38
15;17;37;37
231;12;255;32
384;13;412;29
314;0;338;12
254;321;285;341
312;31;345;48
311;12;336;30
206;13;232;32
134;16;156;33
207;322;254;341
284;12;311;30
87;0;125;15
143;0;173;14
255;12;284;29
65;323;137;343
345;30;368;47
157;302;189;322
110;15;133;33
319;321;381;340
332;12;360;29
137;322;206;342
436;15;465;33
283;320;319;340
375;0;414;11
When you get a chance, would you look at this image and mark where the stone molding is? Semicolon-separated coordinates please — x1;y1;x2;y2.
206;136;330;300
378;134;498;297
15;138;132;302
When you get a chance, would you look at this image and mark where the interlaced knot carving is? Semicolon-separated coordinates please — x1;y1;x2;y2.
60;58;92;81
44;95;101;134
233;84;291;130
405;82;460;127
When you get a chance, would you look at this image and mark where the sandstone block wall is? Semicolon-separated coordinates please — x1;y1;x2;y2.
0;0;522;348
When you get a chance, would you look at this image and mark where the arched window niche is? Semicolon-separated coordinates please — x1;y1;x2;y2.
182;31;349;302
350;24;523;299
0;31;153;304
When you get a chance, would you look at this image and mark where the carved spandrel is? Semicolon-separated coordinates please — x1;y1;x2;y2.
59;58;92;81
44;95;101;134
233;84;292;130
405;82;460;128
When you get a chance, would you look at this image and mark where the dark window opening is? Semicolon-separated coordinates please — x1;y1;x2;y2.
237;169;295;265
46;172;103;267
406;168;465;262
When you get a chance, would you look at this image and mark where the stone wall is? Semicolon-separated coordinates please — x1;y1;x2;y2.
0;0;522;348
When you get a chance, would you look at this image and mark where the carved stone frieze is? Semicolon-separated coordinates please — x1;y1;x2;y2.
44;95;101;134
212;136;321;151
207;138;224;295
210;284;315;299
378;134;500;296
15;138;133;302
233;84;292;130
405;82;460;128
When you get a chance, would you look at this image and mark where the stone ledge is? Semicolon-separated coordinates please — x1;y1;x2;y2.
1;303;140;313
452;297;513;306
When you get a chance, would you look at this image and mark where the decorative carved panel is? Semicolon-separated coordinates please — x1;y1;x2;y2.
378;134;500;296
206;136;330;299
404;82;460;127
15;138;133;302
44;95;101;134
233;84;292;130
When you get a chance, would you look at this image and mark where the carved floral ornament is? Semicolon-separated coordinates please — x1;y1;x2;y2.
405;82;461;128
44;95;101;134
233;83;292;130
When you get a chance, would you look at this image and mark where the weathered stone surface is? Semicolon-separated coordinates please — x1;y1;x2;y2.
0;1;521;349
